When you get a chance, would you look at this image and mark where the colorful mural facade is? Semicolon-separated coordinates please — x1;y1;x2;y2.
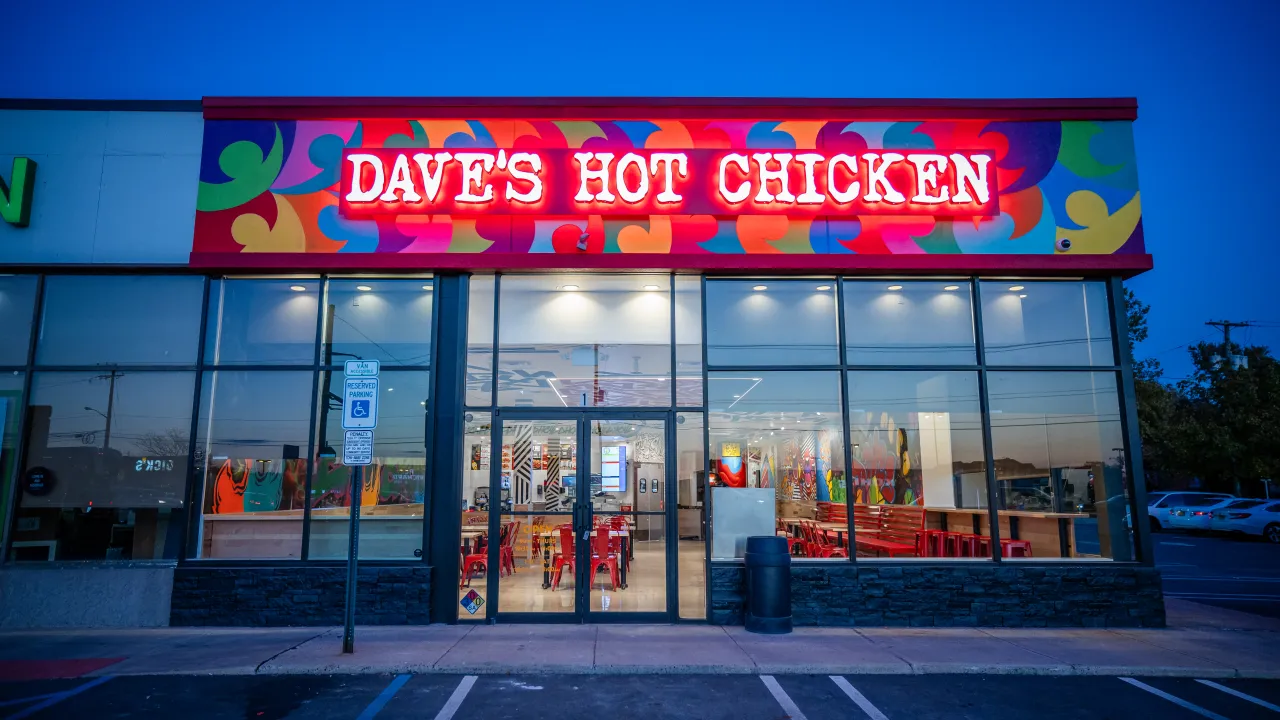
192;117;1143;259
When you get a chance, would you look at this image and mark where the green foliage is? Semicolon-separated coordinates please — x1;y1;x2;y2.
1127;285;1280;494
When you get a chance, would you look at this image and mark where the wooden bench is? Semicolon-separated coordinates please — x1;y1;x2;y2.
853;504;922;558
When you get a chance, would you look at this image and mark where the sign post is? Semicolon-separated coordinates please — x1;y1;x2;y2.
341;361;378;654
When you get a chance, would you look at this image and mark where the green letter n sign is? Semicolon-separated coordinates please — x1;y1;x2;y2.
1;157;36;227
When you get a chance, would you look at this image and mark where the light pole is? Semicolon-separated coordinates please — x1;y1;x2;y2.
84;406;112;450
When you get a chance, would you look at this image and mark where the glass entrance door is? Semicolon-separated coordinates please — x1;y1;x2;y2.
491;413;672;621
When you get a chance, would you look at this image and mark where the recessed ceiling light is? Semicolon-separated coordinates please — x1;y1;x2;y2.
561;285;580;291
733;394;742;398
289;285;307;292
1019;294;1028;299
752;285;767;291
943;285;960;291
356;285;372;292
422;285;431;291
387;388;393;392
643;284;660;291
887;285;903;291
816;285;832;291
1009;285;1025;292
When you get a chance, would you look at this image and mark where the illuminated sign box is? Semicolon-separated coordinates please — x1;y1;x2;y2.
339;148;998;218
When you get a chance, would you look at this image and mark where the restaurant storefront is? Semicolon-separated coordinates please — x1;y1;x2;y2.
0;98;1164;628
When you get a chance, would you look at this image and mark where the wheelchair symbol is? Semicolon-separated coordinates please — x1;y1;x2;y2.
350;400;371;419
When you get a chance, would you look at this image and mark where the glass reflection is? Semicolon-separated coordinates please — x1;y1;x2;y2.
466;275;495;407
323;279;433;366
988;371;1131;560
38;276;204;366
705;280;839;366
15;371;194;561
195;371;312;559
496;275;672;407
206;279;320;365
0;276;37;366
980;280;1114;366
843;280;976;365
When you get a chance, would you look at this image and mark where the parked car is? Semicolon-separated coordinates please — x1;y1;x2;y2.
1145;492;1234;532
1167;496;1239;532
1210;500;1280;543
1209;499;1272;534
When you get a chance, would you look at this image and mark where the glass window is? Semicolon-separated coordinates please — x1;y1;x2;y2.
309;370;428;560
848;371;987;560
843;280;976;365
705;280;839;366
708;371;845;559
13;371;194;561
323;278;433;367
675;276;703;406
205;279;320;366
677;412;706;618
0;276;38;366
497;274;672;407
988;371;1131;561
980;280;1114;366
458;411;492;617
0;373;27;557
466;275;495;407
37;276;204;367
194;371;312;559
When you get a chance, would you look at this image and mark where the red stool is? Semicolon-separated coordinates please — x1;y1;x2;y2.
956;534;981;557
940;531;964;557
974;536;993;557
1001;539;1033;558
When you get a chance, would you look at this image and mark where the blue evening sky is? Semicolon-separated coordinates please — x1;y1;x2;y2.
8;0;1278;380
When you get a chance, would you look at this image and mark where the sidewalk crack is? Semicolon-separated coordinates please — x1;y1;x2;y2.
975;628;1066;664
722;626;760;672
254;628;336;674
431;624;477;670
592;626;599;669
853;630;918;674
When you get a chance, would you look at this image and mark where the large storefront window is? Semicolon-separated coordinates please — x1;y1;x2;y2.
10;275;201;562
848;371;987;560
206;278;321;365
987;371;1132;561
465;275;495;407
708;371;846;560
496;274;672;407
0;276;38;366
676;411;706;618
980;280;1114;366
705;280;840;366
843;280;976;366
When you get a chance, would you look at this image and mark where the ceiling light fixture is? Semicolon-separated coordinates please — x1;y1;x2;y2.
943;285;960;291
643;284;661;291
887;285;903;291
1019;294;1028;299
422;285;431;291
356;285;372;292
1009;285;1025;292
561;285;580;291
752;285;768;291
816;285;831;291
289;285;307;292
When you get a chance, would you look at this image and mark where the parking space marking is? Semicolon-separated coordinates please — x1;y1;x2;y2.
1119;678;1229;720
7;675;114;720
433;676;477;720
830;676;890;720
1197;679;1280;712
356;674;412;720
760;675;808;720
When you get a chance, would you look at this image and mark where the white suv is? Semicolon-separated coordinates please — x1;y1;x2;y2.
1146;491;1235;532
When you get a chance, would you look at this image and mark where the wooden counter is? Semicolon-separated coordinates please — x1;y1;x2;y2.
923;507;1086;558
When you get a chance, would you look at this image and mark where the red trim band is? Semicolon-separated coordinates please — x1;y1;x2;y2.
202;97;1138;122
189;252;1153;277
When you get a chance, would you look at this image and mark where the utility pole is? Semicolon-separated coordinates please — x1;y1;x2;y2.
1205;320;1253;369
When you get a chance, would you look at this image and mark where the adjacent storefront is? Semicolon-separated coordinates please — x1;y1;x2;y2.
0;98;1164;628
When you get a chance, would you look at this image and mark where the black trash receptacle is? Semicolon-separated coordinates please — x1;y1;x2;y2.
744;535;792;634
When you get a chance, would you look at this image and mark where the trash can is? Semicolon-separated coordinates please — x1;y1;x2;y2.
744;535;792;634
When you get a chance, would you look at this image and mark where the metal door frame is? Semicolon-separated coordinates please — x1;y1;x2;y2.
490;408;676;624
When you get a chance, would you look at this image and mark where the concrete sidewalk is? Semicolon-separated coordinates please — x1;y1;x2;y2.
1;600;1276;681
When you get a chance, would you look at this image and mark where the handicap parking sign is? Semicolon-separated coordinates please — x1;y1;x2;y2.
342;377;379;430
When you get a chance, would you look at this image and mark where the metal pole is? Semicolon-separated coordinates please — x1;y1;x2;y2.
342;464;363;653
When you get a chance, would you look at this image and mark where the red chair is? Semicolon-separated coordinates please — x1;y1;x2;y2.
777;519;805;556
588;529;620;591
501;520;521;575
460;535;488;588
1001;539;1033;558
550;526;576;591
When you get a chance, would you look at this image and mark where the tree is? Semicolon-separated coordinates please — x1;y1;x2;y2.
1124;287;1185;488
134;428;190;457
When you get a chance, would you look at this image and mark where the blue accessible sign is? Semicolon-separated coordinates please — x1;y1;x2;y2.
342;377;379;430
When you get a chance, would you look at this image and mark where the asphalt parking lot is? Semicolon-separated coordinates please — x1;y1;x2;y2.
3;674;1278;720
1150;532;1280;619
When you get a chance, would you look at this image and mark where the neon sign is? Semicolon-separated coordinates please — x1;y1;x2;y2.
339;148;998;218
1;157;36;228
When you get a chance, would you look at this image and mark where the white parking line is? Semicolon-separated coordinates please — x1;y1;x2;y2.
1197;679;1280;712
831;676;890;720
760;675;808;720
433;676;477;720
1119;677;1229;720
